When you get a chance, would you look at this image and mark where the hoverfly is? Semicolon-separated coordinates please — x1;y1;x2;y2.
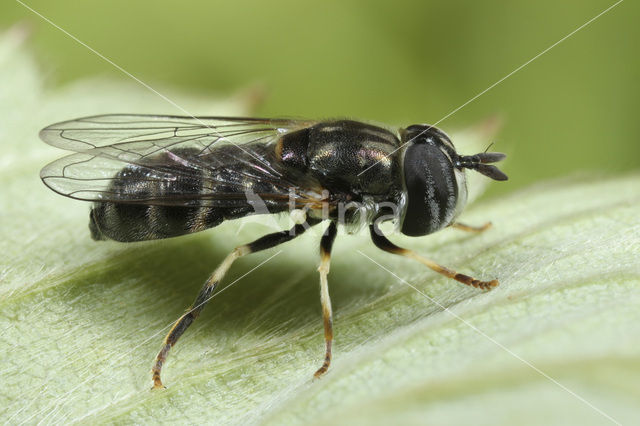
39;114;508;388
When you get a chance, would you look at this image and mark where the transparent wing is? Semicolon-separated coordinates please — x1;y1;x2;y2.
40;114;324;207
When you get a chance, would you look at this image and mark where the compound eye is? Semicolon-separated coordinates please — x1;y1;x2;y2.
400;140;459;236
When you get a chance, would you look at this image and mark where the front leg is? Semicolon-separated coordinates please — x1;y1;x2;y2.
369;223;498;290
451;221;492;233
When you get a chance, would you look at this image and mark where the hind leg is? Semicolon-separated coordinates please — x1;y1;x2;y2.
152;221;319;389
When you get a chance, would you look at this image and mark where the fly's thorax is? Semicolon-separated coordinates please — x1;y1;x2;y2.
276;120;406;231
398;125;468;237
278;120;403;197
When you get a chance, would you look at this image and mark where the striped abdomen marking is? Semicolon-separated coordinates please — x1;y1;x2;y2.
90;147;286;242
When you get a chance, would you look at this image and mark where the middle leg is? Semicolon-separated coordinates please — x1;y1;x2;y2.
314;221;338;378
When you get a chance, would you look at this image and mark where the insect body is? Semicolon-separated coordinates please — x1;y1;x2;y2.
40;114;508;388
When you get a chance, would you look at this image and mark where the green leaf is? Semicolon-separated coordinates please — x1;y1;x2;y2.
2;28;639;425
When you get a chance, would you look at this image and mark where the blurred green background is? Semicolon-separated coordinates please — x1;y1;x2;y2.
2;0;638;194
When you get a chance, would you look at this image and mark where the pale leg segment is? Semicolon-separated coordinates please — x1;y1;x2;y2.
314;221;337;378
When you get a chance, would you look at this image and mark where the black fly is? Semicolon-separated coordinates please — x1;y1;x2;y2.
39;114;508;388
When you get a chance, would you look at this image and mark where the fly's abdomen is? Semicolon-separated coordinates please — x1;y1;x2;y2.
89;174;234;243
89;147;281;242
89;198;234;242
